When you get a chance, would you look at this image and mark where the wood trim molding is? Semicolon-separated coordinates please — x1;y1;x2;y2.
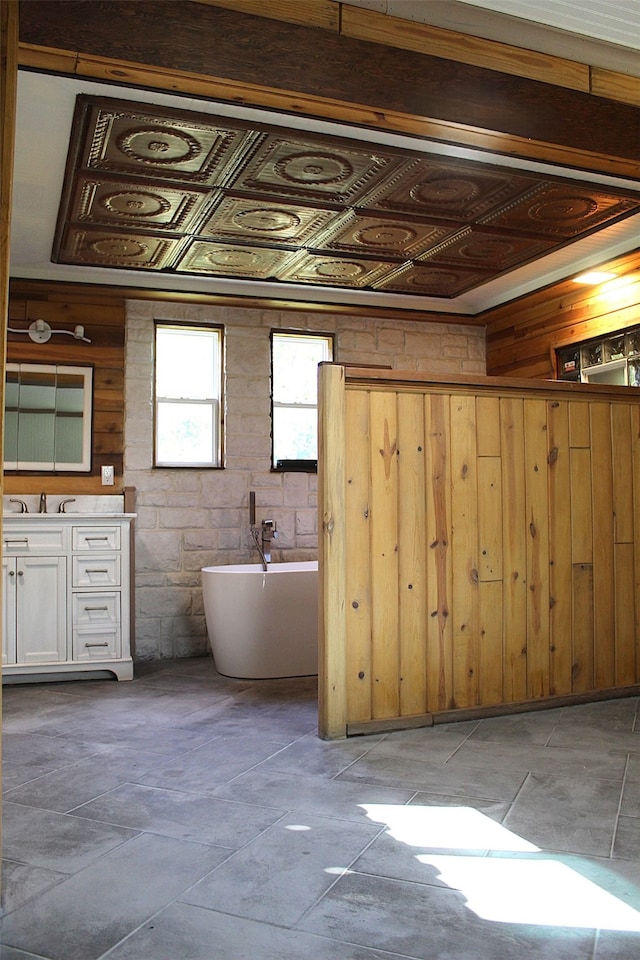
17;43;640;179
193;0;640;108
191;0;340;31
340;3;589;93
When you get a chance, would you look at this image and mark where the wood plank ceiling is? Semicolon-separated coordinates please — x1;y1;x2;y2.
52;95;640;301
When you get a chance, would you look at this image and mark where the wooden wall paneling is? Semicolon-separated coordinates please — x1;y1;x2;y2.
569;401;591;449
479;580;504;706
450;394;479;708
569;441;594;693
572;562;595;693
369;389;400;720
547;400;573;696
397;391;427;717
476;395;504;705
590;403;616;689
632;404;640;682
344;388;373;724
318;362;347;740
500;397;528;702
615;541;636;686
611;404;634;545
611;402;636;685
523;399;551;699
477;452;503;706
425;393;453;712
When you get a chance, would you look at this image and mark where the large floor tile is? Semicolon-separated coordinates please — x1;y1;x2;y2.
1;833;228;960
1;858;68;914
73;781;285;846
449;739;628;780
2;745;166;813
338;751;526;801
212;766;414;822
300;870;596;959
613;817;640;861
1;801;137;872
103;900;396;960
181;812;381;927
504;773;622;857
137;734;292;794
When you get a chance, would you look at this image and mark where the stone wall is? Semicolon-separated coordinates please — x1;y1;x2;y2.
124;300;486;659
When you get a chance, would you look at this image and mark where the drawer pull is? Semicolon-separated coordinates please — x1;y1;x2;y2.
84;536;110;541
85;568;109;574
84;641;110;648
84;605;109;612
4;538;29;544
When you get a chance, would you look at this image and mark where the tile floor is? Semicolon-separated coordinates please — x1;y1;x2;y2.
1;656;640;959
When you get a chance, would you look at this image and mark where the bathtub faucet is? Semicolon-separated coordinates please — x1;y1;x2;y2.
250;517;278;570
261;519;277;564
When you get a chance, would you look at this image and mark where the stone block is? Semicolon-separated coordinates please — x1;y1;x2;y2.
135;531;181;572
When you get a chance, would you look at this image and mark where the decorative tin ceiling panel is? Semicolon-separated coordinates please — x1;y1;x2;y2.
175;240;294;278
80;98;258;184
480;183;640;237
52;95;640;300
71;174;211;232
61;227;181;269
198;195;336;246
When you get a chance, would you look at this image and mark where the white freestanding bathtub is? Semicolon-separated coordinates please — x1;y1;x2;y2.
201;561;318;679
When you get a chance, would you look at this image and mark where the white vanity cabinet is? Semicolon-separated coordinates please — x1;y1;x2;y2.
2;514;134;681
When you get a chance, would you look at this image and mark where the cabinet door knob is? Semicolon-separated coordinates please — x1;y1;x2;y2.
8;570;15;577
17;570;24;577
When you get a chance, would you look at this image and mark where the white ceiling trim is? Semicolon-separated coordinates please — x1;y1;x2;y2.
10;70;640;316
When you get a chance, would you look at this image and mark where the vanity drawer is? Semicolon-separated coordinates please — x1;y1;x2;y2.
72;555;120;587
3;525;67;553
73;592;120;626
72;526;120;551
73;625;121;661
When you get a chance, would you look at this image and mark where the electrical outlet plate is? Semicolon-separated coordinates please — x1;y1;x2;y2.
101;465;114;485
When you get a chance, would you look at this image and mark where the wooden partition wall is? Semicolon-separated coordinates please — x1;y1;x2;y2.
318;364;640;739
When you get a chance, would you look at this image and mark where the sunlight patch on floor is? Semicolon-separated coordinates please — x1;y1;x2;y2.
359;803;640;932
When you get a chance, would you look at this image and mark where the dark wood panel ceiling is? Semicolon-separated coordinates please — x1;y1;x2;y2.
52;96;640;300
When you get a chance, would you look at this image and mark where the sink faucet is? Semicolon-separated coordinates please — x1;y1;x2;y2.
9;498;28;513
58;498;76;514
39;492;47;514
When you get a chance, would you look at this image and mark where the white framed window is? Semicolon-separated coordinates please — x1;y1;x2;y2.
271;330;333;470
154;323;223;467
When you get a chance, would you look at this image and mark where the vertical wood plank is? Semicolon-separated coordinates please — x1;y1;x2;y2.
500;397;527;702
611;403;634;544
570;448;593;564
369;390;400;719
344;390;372;723
573;563;595;692
317;364;347;739
615;542;636;686
569;402;591;448
397;392;427;716
476;396;501;457
479;580;503;705
450;395;479;708
478;455;503;582
590;402;615;689
632;404;640;682
524;399;550;699
548;400;572;696
425;393;453;712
